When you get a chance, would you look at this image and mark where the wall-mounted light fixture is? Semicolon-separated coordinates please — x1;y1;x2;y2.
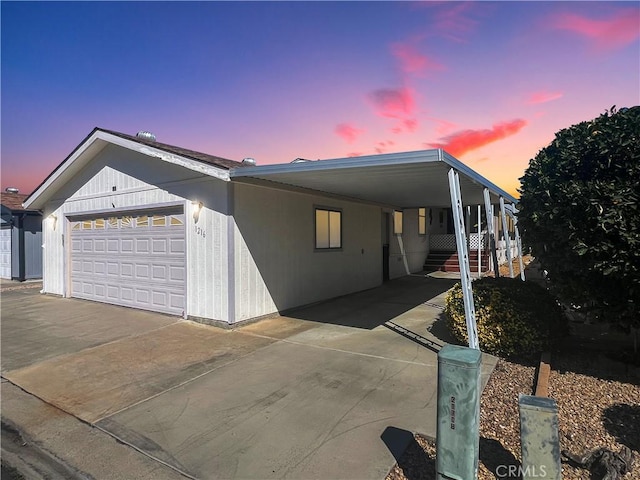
192;200;203;222
48;213;58;231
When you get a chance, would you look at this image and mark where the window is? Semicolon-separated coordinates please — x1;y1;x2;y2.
315;208;341;249
393;210;403;235
418;208;426;235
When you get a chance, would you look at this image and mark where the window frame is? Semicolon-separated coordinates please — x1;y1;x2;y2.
393;210;403;235
418;208;426;235
314;206;343;251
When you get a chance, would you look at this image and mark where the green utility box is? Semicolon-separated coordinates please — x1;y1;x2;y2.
436;345;482;480
519;395;561;480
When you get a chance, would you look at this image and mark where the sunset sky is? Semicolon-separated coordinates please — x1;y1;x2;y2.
2;1;639;198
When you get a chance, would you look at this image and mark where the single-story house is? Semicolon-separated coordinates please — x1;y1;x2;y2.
1;190;43;281
24;128;518;325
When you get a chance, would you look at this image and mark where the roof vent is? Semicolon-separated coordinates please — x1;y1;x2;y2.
5;187;19;194
136;131;156;142
242;157;256;166
291;158;311;163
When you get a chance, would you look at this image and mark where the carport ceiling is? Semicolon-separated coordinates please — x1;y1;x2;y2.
230;149;517;209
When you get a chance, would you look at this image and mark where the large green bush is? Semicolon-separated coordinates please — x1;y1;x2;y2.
518;106;640;329
445;277;567;357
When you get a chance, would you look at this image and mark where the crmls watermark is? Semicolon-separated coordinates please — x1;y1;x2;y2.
496;464;548;478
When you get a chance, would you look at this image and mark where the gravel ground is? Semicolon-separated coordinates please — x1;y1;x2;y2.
386;354;640;479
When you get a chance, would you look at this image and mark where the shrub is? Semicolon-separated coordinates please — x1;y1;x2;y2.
444;277;567;357
518;106;640;330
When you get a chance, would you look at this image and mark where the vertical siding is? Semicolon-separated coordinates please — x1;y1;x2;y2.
232;184;382;322
42;145;230;322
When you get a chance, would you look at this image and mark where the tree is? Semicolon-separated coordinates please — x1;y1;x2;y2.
518;106;640;330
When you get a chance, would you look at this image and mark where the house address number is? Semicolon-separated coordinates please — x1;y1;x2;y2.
195;225;206;238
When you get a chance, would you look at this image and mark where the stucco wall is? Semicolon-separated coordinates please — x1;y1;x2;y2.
42;144;231;322
232;183;383;322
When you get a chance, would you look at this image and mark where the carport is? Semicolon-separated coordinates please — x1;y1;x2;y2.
231;148;521;349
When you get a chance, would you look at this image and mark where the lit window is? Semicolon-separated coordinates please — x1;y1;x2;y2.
393;211;403;235
94;218;105;229
108;217;118;229
418;208;426;235
82;220;92;230
315;208;341;249
152;215;166;227
136;215;149;227
170;215;184;226
121;216;132;228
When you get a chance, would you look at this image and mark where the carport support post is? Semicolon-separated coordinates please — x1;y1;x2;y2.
448;169;479;350
515;224;525;281
499;196;514;278
477;205;481;276
483;189;499;278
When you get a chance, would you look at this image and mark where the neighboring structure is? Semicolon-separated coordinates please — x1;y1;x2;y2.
24;128;518;325
1;189;43;280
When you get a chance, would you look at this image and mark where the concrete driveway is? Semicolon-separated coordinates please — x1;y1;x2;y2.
1;276;497;479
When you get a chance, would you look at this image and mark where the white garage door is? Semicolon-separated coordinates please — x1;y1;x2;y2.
0;227;11;279
70;208;185;316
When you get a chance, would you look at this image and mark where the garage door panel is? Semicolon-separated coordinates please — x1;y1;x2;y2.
121;263;134;277
170;238;185;254
70;210;185;316
94;239;106;253
107;239;119;253
121;239;134;253
136;238;150;254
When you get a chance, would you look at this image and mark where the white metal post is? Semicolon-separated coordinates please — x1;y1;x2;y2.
505;204;526;282
499;196;514;278
448;169;479;350
477;204;481;276
483;188;499;278
515;225;525;281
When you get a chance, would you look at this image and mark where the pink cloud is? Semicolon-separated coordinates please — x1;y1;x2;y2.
551;9;640;51
335;123;364;144
390;43;444;75
369;87;419;134
347;152;363;157
427;119;528;157
527;90;563;105
431;2;479;43
430;118;458;136
374;140;397;154
368;87;415;119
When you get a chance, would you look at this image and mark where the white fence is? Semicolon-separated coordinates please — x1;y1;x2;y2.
429;233;487;252
429;233;518;267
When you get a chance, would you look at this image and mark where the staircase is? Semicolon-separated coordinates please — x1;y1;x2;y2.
424;250;490;273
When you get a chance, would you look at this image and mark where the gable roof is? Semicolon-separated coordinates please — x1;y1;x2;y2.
24;127;245;210
99;129;243;170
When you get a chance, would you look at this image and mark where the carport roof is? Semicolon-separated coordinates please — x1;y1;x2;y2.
230;149;517;208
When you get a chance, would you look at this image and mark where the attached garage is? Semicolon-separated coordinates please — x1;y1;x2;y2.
69;208;186;316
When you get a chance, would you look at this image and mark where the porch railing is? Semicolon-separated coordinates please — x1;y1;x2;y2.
429;233;487;252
